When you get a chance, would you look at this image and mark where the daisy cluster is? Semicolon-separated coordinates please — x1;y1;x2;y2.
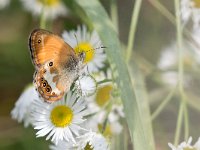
157;0;200;88
11;25;124;150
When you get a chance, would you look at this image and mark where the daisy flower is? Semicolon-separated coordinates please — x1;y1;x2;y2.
11;84;39;127
168;137;200;150
157;42;199;86
78;131;110;150
74;74;97;97
181;0;200;29
0;0;10;9
20;0;68;20
157;44;177;70
85;71;124;136
32;91;88;144
62;25;106;73
157;42;196;70
190;28;200;64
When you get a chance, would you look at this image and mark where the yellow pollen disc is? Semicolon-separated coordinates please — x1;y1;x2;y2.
98;124;112;137
84;142;94;150
183;56;192;67
38;0;59;6
74;42;94;63
183;148;197;150
193;0;200;8
50;105;73;127
95;85;113;107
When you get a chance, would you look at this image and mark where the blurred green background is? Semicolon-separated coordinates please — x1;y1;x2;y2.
1;0;200;150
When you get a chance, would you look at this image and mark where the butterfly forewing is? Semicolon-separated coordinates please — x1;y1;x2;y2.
29;29;77;68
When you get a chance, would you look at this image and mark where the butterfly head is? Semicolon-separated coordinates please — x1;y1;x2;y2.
75;45;106;64
78;51;86;63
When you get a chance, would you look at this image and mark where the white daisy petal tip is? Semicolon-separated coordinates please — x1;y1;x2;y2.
168;136;200;150
11;85;39;127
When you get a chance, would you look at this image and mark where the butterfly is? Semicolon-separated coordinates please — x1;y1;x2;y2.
29;29;85;102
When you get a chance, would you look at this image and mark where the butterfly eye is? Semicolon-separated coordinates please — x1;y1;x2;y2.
38;39;41;43
49;62;53;67
79;52;86;62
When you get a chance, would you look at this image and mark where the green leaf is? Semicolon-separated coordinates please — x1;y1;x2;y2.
129;62;156;150
74;0;155;149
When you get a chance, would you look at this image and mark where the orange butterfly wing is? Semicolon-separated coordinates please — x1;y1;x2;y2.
29;29;77;68
29;29;80;102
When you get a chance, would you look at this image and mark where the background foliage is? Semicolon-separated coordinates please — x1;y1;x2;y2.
1;0;200;150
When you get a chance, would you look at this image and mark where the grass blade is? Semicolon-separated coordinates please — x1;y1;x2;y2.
75;0;155;149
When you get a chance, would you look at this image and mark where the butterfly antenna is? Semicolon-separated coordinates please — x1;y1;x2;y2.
85;46;107;53
74;33;80;54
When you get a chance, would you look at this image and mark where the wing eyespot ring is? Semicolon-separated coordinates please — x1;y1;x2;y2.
46;86;51;93
49;62;53;67
43;82;47;87
38;39;41;43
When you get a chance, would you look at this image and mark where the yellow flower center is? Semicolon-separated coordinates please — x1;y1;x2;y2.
84;142;94;150
193;0;200;8
183;55;192;67
50;105;73;127
95;85;113;107
98;124;112;137
74;42;94;63
183;147;197;150
38;0;59;6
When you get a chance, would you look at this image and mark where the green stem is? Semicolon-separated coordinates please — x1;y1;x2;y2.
174;0;185;145
97;79;113;85
126;0;142;63
175;0;183;93
184;100;189;140
40;7;46;29
110;0;119;33
148;0;174;24
174;101;184;145
151;86;177;120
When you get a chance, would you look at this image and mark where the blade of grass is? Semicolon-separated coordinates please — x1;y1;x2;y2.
126;0;142;63
129;62;156;150
110;0;119;33
75;0;155;149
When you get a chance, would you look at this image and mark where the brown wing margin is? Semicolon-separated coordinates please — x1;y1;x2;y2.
29;29;52;68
